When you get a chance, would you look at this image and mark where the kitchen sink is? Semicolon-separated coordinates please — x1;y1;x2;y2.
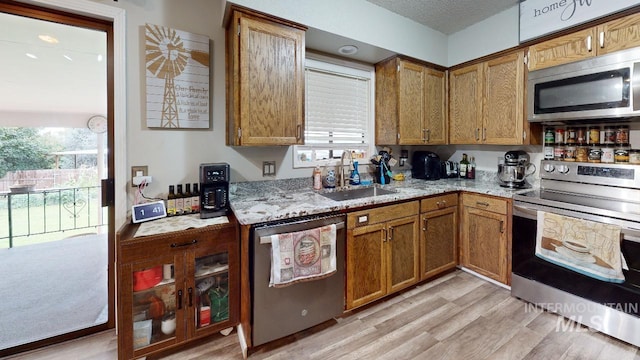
319;186;397;201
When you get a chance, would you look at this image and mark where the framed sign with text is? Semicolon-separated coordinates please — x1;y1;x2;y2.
145;23;210;129
520;0;640;42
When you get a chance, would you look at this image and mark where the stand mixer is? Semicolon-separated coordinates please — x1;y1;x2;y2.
498;150;536;188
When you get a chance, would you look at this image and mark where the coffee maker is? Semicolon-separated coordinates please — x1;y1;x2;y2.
199;163;230;219
498;150;536;188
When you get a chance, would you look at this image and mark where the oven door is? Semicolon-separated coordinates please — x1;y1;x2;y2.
512;201;640;316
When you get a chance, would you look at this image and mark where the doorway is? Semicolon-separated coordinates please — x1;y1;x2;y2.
0;1;115;355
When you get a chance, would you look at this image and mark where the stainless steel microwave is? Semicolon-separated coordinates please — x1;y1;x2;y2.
527;47;640;122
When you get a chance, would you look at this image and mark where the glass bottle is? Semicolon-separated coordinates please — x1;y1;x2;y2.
175;184;184;216
167;185;176;216
459;153;469;178
467;156;476;179
183;183;192;215
191;183;200;213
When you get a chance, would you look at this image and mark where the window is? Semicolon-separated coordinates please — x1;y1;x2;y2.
293;56;374;168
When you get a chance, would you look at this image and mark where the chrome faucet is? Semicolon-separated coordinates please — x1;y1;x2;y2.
339;150;353;188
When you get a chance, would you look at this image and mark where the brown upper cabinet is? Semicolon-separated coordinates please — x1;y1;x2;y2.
226;9;306;146
375;57;447;145
449;50;526;145
528;12;640;71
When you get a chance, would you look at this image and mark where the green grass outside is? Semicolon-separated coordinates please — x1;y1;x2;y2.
0;202;107;249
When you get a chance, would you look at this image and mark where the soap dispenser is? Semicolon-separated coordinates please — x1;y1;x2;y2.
350;161;361;185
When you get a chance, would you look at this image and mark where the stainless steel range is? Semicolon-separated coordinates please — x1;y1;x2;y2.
512;160;640;346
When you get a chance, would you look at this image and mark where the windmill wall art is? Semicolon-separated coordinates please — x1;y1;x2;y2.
145;23;210;129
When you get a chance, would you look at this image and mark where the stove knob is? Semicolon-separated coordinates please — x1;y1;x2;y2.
557;164;570;174
543;163;555;173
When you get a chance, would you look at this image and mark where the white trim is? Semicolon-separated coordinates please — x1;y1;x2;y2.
19;0;127;229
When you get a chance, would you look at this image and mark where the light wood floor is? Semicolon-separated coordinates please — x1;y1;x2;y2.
7;270;640;360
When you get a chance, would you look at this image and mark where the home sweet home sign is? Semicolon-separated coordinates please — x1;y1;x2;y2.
520;0;640;42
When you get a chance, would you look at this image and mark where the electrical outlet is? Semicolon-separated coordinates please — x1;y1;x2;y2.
262;161;276;177
131;166;148;187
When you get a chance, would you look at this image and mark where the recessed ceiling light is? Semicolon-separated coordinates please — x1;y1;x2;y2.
38;34;58;44
63;54;73;61
338;45;358;55
97;54;103;62
25;53;38;59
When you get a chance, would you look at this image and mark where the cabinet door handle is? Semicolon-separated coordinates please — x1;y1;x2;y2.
297;124;302;140
475;128;480;141
482;128;487;141
177;289;183;310
388;226;394;241
586;35;592;52
426;129;430;142
599;31;605;48
422;129;427;143
171;239;198;248
476;201;490;207
500;220;505;233
382;228;388;242
188;287;193;307
422;217;428;231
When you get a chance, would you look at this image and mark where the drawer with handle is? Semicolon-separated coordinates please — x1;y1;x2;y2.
420;193;458;212
462;193;508;215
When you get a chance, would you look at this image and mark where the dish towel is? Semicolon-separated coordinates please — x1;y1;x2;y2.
269;224;337;288
535;211;625;283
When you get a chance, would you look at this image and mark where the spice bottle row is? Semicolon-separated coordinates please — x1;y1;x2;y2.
166;183;200;216
544;125;630;146
543;126;639;164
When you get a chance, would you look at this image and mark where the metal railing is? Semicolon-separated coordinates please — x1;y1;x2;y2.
0;185;106;248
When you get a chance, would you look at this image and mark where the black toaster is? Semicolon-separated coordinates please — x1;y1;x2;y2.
411;151;442;180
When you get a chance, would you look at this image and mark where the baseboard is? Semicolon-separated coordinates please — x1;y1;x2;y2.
459;266;511;290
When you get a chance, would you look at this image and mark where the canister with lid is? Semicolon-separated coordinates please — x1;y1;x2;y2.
576;145;589;162
576;127;587;144
554;144;565;161
564;144;577;161
630;149;640;164
603;126;616;144
543;128;555;160
565;127;577;144
588;126;600;145
555;128;565;144
588;144;601;163
615;125;629;145
601;144;615;163
614;144;630;163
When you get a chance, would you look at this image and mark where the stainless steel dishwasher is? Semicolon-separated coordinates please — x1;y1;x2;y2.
251;213;345;346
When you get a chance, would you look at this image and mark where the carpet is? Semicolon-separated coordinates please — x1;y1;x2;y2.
0;234;108;350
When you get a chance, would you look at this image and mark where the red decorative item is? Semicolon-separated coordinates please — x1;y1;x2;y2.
133;266;163;291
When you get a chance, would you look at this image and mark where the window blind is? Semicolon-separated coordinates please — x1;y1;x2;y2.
304;67;370;146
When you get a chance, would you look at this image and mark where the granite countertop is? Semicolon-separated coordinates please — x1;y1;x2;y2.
230;171;536;225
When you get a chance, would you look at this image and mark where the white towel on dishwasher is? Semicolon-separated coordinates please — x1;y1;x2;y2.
269;224;337;288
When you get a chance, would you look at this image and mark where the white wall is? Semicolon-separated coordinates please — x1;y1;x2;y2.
448;5;520;66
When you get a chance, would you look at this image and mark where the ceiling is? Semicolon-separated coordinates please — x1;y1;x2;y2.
0;1;518;117
365;0;519;35
0;11;106;115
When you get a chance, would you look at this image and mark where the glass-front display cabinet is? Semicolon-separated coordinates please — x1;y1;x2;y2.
117;218;238;360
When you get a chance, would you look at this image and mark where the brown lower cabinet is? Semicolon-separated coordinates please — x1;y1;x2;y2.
116;217;239;359
346;201;420;309
420;193;458;280
460;193;511;285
